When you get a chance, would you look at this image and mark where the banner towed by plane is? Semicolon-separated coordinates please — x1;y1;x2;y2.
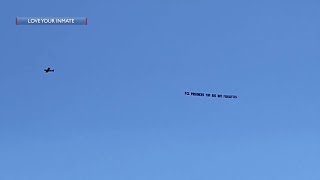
185;91;238;99
16;17;88;25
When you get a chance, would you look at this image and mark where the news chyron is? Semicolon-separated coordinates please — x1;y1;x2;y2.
16;17;88;25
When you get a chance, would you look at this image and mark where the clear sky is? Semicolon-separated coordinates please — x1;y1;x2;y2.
1;0;320;179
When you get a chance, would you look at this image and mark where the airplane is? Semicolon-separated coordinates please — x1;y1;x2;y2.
44;67;54;73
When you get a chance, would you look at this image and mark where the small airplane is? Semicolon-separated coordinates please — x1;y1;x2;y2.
44;67;54;73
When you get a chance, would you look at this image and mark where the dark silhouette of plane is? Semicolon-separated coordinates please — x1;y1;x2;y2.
44;67;54;73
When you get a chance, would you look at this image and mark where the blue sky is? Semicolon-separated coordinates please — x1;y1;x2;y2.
1;0;320;179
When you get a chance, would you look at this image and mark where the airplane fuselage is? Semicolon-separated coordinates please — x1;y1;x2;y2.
44;68;54;73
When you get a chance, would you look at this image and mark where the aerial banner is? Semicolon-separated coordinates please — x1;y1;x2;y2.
16;17;88;25
185;91;238;99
